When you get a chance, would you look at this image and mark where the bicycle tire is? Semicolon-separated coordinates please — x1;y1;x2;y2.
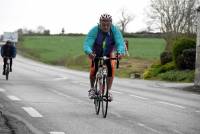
6;73;9;80
94;78;100;115
102;76;108;118
5;63;9;80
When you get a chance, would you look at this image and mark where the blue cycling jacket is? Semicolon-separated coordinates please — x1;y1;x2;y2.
83;25;125;55
1;44;16;58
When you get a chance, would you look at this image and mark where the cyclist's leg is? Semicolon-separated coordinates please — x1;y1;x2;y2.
106;59;115;101
3;58;7;75
89;59;98;98
9;58;12;72
89;59;99;88
106;58;115;90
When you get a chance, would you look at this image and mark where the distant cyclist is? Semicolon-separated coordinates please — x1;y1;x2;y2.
83;13;125;101
1;40;16;75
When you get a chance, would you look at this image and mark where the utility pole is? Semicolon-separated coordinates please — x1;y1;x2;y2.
195;6;200;87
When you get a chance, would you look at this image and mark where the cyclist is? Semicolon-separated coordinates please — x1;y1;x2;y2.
83;13;125;101
1;40;16;75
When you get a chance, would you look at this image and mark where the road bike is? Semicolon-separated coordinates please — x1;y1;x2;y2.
93;55;119;118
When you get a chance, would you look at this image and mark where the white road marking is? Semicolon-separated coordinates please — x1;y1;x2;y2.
79;83;88;86
0;88;6;92
71;81;79;84
7;95;21;101
49;132;65;134
22;107;43;117
195;110;200;113
191;93;200;96
130;94;149;100
52;90;71;98
138;123;145;126
137;123;161;134
52;90;83;103
173;129;184;134
112;111;122;118
54;77;68;81
112;101;120;104
112;90;122;94
157;101;185;109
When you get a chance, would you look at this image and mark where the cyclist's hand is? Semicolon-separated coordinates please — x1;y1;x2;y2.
116;54;123;59
88;53;96;60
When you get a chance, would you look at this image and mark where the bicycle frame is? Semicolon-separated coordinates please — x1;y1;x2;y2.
93;56;119;118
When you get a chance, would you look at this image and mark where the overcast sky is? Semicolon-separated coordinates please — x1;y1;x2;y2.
0;0;151;34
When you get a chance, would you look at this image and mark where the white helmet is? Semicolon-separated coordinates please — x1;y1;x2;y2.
100;13;112;22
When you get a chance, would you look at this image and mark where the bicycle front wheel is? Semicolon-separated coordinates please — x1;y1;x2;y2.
102;76;108;118
6;73;9;80
94;78;100;115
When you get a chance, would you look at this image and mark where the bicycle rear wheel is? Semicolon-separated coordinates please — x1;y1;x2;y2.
102;76;108;118
94;78;100;115
5;64;9;80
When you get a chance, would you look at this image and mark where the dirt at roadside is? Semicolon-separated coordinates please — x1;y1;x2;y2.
181;85;200;94
115;58;154;78
0;111;34;134
120;58;154;73
0;111;12;134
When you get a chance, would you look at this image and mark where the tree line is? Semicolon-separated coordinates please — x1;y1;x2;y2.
14;0;200;49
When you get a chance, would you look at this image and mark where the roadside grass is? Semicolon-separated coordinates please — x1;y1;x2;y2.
158;70;195;82
18;35;165;78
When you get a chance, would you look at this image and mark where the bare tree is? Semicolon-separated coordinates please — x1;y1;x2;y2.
61;28;65;35
44;30;50;35
148;0;199;51
117;9;134;34
22;28;29;34
37;25;46;34
17;28;23;35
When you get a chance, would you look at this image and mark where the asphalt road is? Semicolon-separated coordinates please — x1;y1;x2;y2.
0;55;200;134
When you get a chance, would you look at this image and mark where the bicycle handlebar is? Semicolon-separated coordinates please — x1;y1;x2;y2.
94;55;120;69
3;56;12;58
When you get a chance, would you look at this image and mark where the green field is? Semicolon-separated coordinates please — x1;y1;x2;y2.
19;36;85;61
19;35;165;59
126;37;165;59
18;35;166;77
